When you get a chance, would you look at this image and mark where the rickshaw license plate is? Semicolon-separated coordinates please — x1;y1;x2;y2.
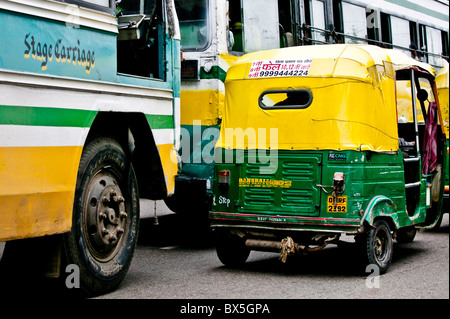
327;196;347;213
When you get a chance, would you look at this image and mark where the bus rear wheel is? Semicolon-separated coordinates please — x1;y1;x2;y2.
63;137;139;296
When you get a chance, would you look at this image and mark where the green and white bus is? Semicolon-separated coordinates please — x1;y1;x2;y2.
0;0;180;296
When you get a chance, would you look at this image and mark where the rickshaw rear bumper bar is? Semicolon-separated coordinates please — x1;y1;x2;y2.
209;212;362;233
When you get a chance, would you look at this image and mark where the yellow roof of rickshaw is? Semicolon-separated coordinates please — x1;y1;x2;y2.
219;44;438;152
226;44;435;82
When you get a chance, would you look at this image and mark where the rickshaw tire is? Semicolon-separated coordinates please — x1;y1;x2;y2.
215;230;250;267
364;219;393;274
396;227;416;244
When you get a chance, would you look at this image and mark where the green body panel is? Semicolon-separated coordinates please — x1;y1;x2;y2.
211;149;431;233
200;65;228;83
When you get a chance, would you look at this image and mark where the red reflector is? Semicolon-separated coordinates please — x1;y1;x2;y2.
219;170;230;177
218;170;230;185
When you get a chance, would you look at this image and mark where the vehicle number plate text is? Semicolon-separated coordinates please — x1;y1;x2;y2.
327;196;347;213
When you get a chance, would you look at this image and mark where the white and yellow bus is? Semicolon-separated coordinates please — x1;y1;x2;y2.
0;0;180;295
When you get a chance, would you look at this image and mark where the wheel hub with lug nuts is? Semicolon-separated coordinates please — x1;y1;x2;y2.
85;174;128;261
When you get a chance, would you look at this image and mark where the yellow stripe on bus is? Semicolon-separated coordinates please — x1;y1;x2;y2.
0;191;74;241
180;89;225;126
157;143;177;195
0;143;177;241
0;146;82;241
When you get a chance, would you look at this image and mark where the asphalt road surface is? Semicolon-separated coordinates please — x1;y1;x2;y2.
1;200;448;304
98;200;449;300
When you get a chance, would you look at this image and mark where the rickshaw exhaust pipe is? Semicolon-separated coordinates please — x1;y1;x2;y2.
245;236;338;260
245;239;283;252
244;238;324;255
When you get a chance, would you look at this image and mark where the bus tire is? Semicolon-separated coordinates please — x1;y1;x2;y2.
63;136;140;296
364;220;393;274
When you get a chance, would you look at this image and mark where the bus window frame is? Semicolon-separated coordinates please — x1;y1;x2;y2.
340;1;368;44
59;0;115;14
175;0;212;52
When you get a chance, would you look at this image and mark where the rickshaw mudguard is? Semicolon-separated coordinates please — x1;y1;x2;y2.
361;195;400;230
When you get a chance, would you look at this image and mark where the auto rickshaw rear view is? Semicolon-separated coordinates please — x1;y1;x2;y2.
209;44;447;274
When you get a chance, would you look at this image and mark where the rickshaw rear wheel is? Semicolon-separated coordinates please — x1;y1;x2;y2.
215;230;250;267
364;220;393;274
396;227;416;244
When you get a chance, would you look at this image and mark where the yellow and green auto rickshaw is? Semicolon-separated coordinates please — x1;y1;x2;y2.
209;44;447;273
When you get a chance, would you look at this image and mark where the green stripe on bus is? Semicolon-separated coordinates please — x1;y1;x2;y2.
0;105;174;130
0;105;96;127
200;65;228;83
145;114;174;130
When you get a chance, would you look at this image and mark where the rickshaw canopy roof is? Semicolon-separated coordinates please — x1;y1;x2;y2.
218;44;437;152
226;44;435;82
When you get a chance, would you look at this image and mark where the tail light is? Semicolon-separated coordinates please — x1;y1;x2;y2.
218;170;230;188
331;172;345;209
333;172;345;194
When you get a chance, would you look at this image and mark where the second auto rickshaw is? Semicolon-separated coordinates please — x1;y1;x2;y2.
209;44;447;273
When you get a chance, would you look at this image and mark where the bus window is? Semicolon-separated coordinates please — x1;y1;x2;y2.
278;0;296;47
229;0;243;51
241;0;280;52
341;2;367;44
366;8;380;45
442;31;449;62
311;0;327;44
419;24;428;62
409;21;419;59
427;26;444;67
117;0;165;79
229;0;296;53
175;0;210;51
59;0;113;13
84;0;110;6
391;16;411;56
380;12;392;48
